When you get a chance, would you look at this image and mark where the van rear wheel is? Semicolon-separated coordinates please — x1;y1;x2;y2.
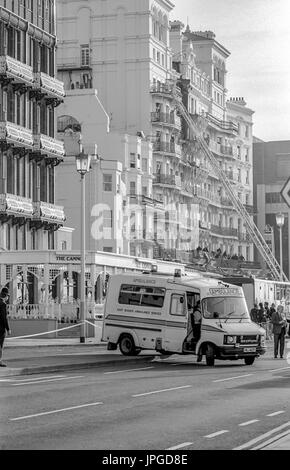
205;344;215;366
119;335;138;356
244;356;255;366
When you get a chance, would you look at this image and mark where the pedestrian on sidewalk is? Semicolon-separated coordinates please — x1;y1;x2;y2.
272;304;287;359
257;302;267;332
0;288;11;367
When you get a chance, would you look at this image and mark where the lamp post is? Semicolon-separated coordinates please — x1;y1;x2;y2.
76;150;91;343
276;212;285;281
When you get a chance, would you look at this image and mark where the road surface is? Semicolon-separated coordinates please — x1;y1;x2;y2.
0;351;290;450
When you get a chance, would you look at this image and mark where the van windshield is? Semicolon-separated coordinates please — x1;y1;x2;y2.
202;297;250;320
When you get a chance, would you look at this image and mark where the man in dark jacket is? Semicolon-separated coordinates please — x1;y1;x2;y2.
250;304;258;323
0;289;11;367
272;304;287;359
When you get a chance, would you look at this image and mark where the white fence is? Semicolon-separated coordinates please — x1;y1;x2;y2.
7;303;104;321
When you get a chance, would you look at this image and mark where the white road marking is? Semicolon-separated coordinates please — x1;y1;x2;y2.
10;401;104;421
268;366;290;373
204;430;229;439
166;442;193;450
12;376;83;386
252;429;290;450
213;374;253;383
233;421;290;450
239;419;259;427
267;411;286;417
0;379;12;382
132;385;192;397
12;375;66;382
104;367;154;375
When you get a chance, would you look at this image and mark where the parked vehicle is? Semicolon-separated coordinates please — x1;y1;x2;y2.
102;270;266;366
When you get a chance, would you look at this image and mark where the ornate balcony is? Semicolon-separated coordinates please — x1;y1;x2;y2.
153;173;181;189
210;224;238;238
151;112;181;130
33;72;65;103
0;55;34;89
33;201;66;226
0;121;34;150
150;83;182;100
206;113;238;136
33;134;65;160
0;194;34;220
153;141;181;156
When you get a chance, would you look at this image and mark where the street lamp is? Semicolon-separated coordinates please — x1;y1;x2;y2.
76;150;92;343
276;212;285;281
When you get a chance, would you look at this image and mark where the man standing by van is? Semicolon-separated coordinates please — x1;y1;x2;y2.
0;288;11;367
272;304;287;359
192;301;202;342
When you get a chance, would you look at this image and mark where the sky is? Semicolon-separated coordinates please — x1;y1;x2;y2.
171;0;290;142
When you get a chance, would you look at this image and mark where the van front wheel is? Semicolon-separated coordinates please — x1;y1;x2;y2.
119;335;138;356
205;344;215;366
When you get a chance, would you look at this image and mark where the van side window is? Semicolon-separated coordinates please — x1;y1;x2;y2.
118;284;165;307
170;294;186;316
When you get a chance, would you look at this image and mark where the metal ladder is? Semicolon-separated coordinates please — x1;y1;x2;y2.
172;88;288;282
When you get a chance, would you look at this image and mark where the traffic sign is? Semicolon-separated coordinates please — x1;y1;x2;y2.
281;177;290;208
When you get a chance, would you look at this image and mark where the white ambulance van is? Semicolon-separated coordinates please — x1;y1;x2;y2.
102;270;266;366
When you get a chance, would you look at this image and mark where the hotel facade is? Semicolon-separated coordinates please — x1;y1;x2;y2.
56;0;254;263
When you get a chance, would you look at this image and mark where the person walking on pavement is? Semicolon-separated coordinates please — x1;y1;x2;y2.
272;304;287;359
264;301;271;340
0;288;11;367
268;303;276;340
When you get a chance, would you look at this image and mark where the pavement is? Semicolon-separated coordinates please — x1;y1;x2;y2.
1;336;290;450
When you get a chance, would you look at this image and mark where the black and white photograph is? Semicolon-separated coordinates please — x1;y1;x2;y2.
0;0;290;454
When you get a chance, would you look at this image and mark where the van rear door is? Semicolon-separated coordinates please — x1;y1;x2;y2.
164;290;187;353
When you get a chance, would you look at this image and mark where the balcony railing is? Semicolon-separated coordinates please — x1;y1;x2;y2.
153;141;181;155
154;174;181;188
220;197;233;207
210;225;238;238
150;83;182;99
220;145;234;156
34;72;65;101
199;220;211;230
0;55;34;86
151;112;181;129
129;194;164;207
0;121;34;149
0;194;34;218
33;201;66;225
33;134;65;159
206;113;239;134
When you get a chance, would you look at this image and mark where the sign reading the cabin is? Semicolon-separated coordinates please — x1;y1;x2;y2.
208;287;242;296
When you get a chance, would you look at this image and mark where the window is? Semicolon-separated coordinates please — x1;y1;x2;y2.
81;45;90;67
118;284;165;307
103;247;113;253
103;174;112;192
170;294;186;316
130;153;136;168
265;192;282;204
103;210;112;228
61;241;67;250
142;158;148;172
130;181;136;195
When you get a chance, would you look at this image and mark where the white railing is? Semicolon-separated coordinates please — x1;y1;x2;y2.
0;193;34;217
7;304;61;320
7;302;104;321
0;121;34;148
0;55;34;85
33;133;65;158
33;201;66;224
35;71;65;99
